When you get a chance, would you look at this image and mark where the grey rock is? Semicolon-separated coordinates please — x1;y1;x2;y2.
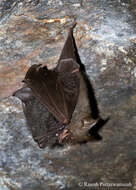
0;0;136;189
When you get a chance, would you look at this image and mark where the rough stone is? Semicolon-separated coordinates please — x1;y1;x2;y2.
0;0;136;189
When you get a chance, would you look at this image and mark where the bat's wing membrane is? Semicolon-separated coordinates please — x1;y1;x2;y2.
23;23;80;124
57;66;80;123
24;62;79;124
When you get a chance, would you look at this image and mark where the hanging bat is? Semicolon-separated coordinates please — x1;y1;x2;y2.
13;23;100;148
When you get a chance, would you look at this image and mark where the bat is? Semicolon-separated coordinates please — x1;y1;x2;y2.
13;23;80;148
13;23;101;148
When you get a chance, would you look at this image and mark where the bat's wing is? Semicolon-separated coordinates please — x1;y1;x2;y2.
13;86;65;148
23;24;80;124
23;63;79;124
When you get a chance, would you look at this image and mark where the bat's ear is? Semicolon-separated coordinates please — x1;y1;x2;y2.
13;87;33;103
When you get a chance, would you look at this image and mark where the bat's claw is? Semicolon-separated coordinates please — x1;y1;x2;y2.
59;129;69;143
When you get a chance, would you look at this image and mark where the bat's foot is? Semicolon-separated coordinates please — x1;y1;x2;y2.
69;22;77;35
59;129;69;143
70;22;77;31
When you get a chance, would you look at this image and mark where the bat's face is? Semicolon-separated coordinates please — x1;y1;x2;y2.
67;115;99;143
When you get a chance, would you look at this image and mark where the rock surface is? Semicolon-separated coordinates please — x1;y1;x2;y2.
0;0;136;189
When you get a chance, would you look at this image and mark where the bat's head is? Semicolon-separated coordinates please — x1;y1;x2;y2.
59;115;100;144
69;116;99;143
